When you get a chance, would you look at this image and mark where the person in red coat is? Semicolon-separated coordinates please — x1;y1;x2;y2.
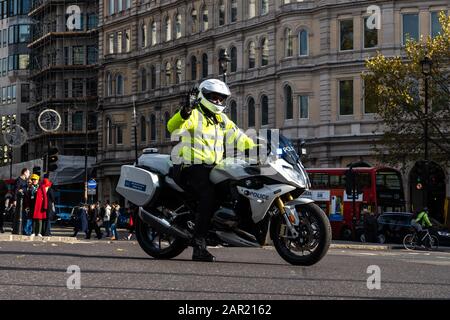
32;178;52;237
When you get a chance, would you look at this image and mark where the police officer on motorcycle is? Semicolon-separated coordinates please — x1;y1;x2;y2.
167;79;256;262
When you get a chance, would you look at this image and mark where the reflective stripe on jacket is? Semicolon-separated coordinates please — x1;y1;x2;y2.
167;107;256;165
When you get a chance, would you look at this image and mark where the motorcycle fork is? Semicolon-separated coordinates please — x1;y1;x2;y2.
275;195;299;238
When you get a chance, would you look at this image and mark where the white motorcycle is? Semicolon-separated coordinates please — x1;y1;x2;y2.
116;135;331;266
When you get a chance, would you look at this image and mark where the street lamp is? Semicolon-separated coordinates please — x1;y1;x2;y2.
219;49;231;83
132;95;138;166
420;56;432;209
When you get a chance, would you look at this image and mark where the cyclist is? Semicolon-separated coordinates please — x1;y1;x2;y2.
411;207;432;245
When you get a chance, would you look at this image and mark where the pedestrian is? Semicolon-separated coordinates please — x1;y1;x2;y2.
86;204;103;239
103;200;111;237
363;209;378;243
42;184;56;236
12;168;30;235
72;204;89;237
126;206;136;240
110;202;119;240
23;174;40;236
31;178;52;237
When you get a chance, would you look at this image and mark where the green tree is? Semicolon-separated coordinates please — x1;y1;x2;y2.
364;12;450;167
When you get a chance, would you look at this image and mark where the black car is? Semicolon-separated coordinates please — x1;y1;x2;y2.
376;212;450;246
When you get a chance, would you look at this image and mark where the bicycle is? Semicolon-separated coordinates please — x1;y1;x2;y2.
403;228;439;251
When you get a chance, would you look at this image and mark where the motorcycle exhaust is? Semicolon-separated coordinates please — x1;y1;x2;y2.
138;207;192;241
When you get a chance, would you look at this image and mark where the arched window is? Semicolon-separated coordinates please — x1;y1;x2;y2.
299;29;308;56
191;56;197;80
106;118;112;145
285;28;293;57
165;62;172;85
141;24;147;48
150;114;156;140
219;49;226;75
248;0;256;19
165;17;172;41
219;0;225;26
140;68;147;92
230;46;237;72
248;41;256;69
261;95;269;125
230;0;237;23
164;111;171;139
202;53;208;78
261;0;269;15
140;116;146;142
175;14;182;39
202;7;209;31
151;22;157;45
175;59;182;84
106;73;113;96
191;9;198;33
284;85;293;119
248;97;255;127
261;38;269;66
230;100;237;123
150;65;156;89
116;74;124;95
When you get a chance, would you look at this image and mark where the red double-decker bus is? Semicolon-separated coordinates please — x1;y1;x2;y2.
303;167;405;240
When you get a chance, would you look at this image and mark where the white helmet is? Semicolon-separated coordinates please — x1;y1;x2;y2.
198;79;231;114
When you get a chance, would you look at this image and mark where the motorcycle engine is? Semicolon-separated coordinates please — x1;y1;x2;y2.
211;207;239;229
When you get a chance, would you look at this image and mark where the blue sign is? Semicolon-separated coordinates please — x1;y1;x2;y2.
87;179;97;189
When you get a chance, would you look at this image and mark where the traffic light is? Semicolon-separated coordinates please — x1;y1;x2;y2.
47;147;58;172
345;169;362;195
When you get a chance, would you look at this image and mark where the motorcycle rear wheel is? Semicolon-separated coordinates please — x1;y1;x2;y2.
270;203;331;266
136;216;187;259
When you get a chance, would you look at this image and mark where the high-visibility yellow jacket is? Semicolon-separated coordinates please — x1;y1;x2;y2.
415;211;432;227
167;107;256;165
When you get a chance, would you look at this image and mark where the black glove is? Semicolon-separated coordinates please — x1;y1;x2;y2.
180;87;200;120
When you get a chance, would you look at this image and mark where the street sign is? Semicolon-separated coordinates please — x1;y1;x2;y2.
87;179;97;189
87;189;96;195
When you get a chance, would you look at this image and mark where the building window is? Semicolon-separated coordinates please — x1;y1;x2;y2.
140;68;147;92
202;53;208;78
117;31;123;53
88;112;97;130
109;34;114;54
107;73;113;96
165;17;172;41
364;80;377;114
284;85;293;120
18;54;29;69
116;74;124;95
261;95;269;125
231;0;237;23
261;38;268;66
165;62;172;85
402;13;419;44
339;80;353;115
164;112;170;139
125;0;130;10
64;79;69;97
106;118;112;145
284;28;292;57
21;83;29;102
175;14;182;39
299;30;308;56
202;7;209;31
219;49;226;75
175;59;182;84
299;95;308;119
191;56;197;80
87;46;97;64
87;14;98;30
261;0;268;15
72;111;83;131
364;17;378;48
72;46;84;65
18;25;30;43
340;19;354;51
151;22;157;45
117;0;122;12
248;42;256;69
230;100;237;123
109;0;114;15
230;46;237;72
72;78;84;96
431;11;444;38
11;85;16;102
248;98;255;128
248;0;256;19
191;9;198;33
87;78;97;96
141;24;147;48
219;0;225;26
150;65;156;89
117;126;123;144
150;114;156;140
140;116;146;142
125;29;131;52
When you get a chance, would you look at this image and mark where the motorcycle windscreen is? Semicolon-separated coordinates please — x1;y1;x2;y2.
116;165;159;206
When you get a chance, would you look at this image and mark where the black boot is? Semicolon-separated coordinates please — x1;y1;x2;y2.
192;238;215;262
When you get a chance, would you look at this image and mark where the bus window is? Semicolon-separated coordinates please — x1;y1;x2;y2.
330;175;343;188
357;173;371;189
376;172;401;190
310;173;329;188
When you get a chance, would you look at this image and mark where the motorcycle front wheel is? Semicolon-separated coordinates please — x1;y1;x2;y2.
270;203;331;266
135;215;187;259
